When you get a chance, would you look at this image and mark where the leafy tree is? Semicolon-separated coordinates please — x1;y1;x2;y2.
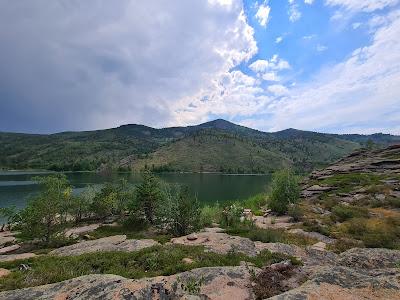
17;174;72;243
268;169;300;215
157;185;200;236
133;172;162;224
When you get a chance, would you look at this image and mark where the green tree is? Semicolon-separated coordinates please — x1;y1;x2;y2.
134;172;162;224
268;169;300;215
17;174;72;243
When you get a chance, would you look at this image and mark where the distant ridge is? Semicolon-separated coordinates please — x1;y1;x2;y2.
0;119;399;173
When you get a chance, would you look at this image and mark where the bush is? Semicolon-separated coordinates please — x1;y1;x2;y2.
221;203;243;227
268;169;300;215
157;185;201;236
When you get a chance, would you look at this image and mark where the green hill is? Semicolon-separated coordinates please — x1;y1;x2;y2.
0;119;398;173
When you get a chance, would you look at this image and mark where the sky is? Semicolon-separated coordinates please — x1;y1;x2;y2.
0;0;399;134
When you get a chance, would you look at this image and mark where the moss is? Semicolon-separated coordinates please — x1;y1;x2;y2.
0;244;294;291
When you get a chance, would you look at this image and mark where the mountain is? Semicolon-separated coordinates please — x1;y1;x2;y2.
0;120;399;173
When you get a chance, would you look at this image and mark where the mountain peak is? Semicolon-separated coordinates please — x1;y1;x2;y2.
198;119;240;130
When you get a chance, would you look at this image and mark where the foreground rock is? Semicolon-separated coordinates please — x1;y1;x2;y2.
0;266;259;300
50;235;159;256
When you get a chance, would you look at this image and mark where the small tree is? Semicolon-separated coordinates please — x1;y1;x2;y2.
91;183;118;220
157;185;200;236
134;172;162;224
17;174;72;243
69;185;97;223
268;169;300;215
0;206;17;231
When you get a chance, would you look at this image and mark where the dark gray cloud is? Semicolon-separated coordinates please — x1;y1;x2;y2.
0;0;255;133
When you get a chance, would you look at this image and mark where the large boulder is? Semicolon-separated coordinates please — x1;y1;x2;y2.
0;266;259;300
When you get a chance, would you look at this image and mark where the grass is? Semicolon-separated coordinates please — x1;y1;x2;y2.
316;173;384;193
0;244;296;291
225;223;316;246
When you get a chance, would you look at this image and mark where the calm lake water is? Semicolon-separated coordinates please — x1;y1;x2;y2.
0;171;271;213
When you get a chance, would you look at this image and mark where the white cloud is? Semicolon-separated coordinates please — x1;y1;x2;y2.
352;22;362;29
316;44;328;52
275;36;283;43
241;9;400;134
325;0;399;12
267;84;289;96
288;3;302;22
255;4;271;27
250;55;290;71
262;72;280;81
304;0;315;4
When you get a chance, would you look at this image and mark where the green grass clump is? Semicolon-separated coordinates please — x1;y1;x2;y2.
0;244;294;291
331;205;369;222
241;194;268;216
340;217;400;249
318;173;383;193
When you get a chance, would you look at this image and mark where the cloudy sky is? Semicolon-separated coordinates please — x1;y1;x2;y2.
0;0;399;134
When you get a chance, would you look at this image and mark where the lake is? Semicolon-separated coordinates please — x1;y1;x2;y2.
0;171;271;213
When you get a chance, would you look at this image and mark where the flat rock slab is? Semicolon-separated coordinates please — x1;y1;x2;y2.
288;228;336;244
0;253;36;262
253;215;299;230
0;266;258;300
337;248;400;270
171;231;259;257
0;244;20;254
270;266;400;300
64;224;102;237
49;235;159;256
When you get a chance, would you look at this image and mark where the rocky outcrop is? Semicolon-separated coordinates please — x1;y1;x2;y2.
0;266;259;300
271;266;400;300
49;235;159;256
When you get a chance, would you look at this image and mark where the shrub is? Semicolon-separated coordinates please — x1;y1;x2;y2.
157;185;201;236
268;169;300;215
287;204;303;222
